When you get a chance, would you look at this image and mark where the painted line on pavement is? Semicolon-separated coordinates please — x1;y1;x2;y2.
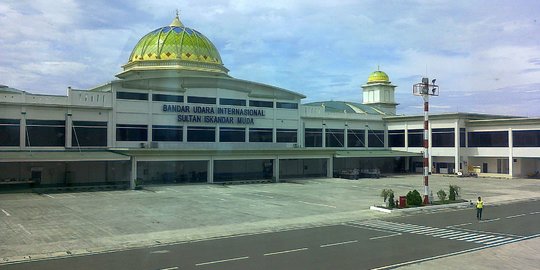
479;218;500;223
1;209;11;216
150;250;170;254
196;256;249;266
43;194;55;198
17;224;32;235
298;200;336;208
264;247;308;256
344;223;399;234
320;240;358;247
160;267;178;270
165;188;179;192
506;213;526;219
529;211;540;215
447;222;472;228
370;233;402;240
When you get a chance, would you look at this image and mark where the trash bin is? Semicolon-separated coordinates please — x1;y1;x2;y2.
399;196;407;208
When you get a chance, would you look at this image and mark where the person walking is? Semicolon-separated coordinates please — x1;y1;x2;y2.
476;196;484;220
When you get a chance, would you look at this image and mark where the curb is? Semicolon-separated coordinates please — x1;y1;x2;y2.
370;201;472;213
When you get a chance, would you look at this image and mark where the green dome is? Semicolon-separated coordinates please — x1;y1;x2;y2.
122;15;228;75
367;70;390;84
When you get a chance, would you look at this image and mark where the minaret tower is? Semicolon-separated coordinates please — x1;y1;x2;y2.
361;67;398;114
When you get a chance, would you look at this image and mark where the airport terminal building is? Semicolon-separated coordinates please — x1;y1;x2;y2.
2;15;540;189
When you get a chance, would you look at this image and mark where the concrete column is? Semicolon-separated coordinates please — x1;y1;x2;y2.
130;157;137;189
66;111;73;148
454;122;460;173
364;128;368;149
322;123;326;147
509;128;513;177
20;110;26;148
208;158;214;183
273;156;280;182
344;124;349;149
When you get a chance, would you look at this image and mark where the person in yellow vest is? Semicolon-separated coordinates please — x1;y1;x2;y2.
476;196;484;220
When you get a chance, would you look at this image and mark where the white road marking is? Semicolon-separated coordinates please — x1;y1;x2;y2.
320;240;358;247
475;236;503;243
165;188;179;192
506;213;526;219
250;193;274;199
369;233;402;240
150;250;170;254
195;256;249;266
298;200;336;208
447;222;472;228
530;211;540;215
160;267;178;270
18;224;32;235
482;237;514;245
1;209;11;216
43;194;55;198
479;218;500;223
264;247;308;256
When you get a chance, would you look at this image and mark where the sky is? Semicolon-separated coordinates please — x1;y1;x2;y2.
1;0;540;117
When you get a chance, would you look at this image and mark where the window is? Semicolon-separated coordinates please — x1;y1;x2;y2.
116;124;147;141
468;131;508;147
513;130;540;147
187;126;215;142
276;102;298;109
249;128;273;142
249;100;273;108
388;130;405;147
305;128;322;147
432;128;455;147
0;119;20;146
408;129;423;147
116;92;148;100
187;96;216;105
276;129;297;143
72;121;107;147
326;129;344;147
347;129;365;147
220;98;246;106
152;125;182;141
368;129;385;147
220;127;245;142
460;128;466;147
152;94;184;102
26;120;65;146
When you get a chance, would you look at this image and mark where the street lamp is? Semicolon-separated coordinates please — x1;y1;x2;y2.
413;77;439;204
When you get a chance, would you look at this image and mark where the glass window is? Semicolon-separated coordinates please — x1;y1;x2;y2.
326;129;344;147
249;100;273;108
220;98;246;106
468;131;508;147
152;94;184;102
220;127;245;142
26;119;65;147
276;102;298;109
513;130;540;147
432;128;455;147
187;126;215;142
460;128;466;147
276;129;297;143
249;128;273;142
116;124;147;141
116;92;148;100
152;125;182;141
408;129;423;147
305;128;323;147
347;129;365;147
72;121;107;147
187;96;216;105
388;130;405;147
0;119;20;146
368;129;385;147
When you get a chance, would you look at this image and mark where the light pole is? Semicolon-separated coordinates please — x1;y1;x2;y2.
413;78;439;204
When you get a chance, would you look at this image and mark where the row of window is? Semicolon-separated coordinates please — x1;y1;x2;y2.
116;125;297;143
2;118;540;148
116;92;298;109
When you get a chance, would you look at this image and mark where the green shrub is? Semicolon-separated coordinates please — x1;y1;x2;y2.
388;192;396;209
380;189;391;202
437;189;447;201
449;185;461;201
406;189;423;206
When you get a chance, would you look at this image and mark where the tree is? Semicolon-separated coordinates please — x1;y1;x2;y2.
380;189;391;203
406;189;423;206
449;185;461;201
388;191;396;209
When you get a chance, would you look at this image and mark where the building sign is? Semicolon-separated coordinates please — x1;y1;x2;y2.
162;104;265;125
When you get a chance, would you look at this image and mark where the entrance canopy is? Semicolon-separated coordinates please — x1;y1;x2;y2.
334;150;421;158
0;151;130;162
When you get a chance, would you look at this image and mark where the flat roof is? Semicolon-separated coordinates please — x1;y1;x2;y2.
0;151;130;162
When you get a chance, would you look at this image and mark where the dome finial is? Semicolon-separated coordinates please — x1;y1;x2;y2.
170;9;184;27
